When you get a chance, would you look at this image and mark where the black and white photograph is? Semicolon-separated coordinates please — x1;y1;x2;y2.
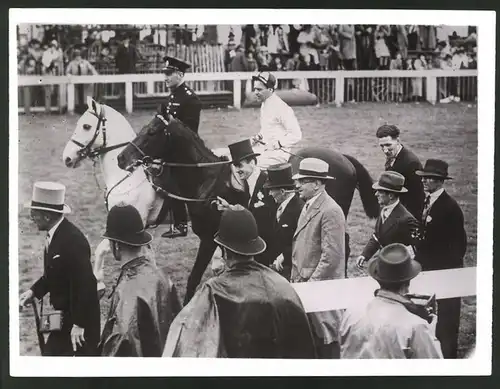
10;8;494;376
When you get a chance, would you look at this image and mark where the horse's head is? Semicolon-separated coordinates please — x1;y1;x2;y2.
63;97;108;168
117;104;199;171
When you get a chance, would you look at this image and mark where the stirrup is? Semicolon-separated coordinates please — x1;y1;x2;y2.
161;223;188;238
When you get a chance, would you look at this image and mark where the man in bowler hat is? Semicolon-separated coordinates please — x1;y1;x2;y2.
414;159;467;359
340;243;443;358
19;182;100;356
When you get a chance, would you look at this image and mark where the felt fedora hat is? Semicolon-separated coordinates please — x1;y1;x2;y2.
372;171;408;193
416;159;452;179
162;56;191;73
25;181;71;214
103;204;152;246
264;163;295;189
367;243;422;283
214;205;266;256
228;139;260;164
292;158;334;180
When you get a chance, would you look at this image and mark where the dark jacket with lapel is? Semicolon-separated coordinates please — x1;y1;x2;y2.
415;190;467;271
31;218;100;350
387;146;425;220
268;193;304;279
361;202;421;260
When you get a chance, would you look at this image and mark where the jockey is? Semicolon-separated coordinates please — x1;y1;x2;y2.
251;71;302;169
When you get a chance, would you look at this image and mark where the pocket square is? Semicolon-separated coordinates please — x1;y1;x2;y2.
281;224;289;228
52;254;61;259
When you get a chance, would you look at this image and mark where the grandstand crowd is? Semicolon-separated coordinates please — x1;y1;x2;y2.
18;24;477;77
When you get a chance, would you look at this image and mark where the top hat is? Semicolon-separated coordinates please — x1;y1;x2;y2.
416;159;452;180
103;204;152;246
372;171;408;193
292;158;334;180
367;243;422;283
252;71;277;89
25;181;71;214
214;205;266;256
228;139;260;164
162;56;191;73
264;163;295;189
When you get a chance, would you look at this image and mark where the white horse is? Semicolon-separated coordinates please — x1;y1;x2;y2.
62;97;165;294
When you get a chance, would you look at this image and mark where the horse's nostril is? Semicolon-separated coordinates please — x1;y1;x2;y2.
64;157;72;167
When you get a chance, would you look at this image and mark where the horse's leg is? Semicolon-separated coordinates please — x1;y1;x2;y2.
184;237;218;306
94;238;111;297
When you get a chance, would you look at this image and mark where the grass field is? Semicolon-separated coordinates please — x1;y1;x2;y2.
17;102;477;357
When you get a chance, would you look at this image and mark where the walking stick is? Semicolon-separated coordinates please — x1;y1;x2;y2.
31;299;45;356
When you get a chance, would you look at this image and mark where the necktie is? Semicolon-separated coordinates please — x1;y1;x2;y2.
45;233;50;255
276;202;285;221
298;202;309;225
385;157;395;170
243;180;251;204
422;195;431;221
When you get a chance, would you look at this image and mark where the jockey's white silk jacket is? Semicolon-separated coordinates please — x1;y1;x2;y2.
258;93;302;150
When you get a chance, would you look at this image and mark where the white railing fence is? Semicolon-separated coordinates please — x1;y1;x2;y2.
17;69;478;114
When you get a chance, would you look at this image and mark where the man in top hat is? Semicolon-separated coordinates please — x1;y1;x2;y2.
265;163;304;281
291;157;346;358
340;243;443;358
163;206;316;358
414;159;467;359
376;124;426;220
99;204;182;357
250;71;302;169
19;182;100;356
160;55;202;239
216;139;277;267
356;171;422;269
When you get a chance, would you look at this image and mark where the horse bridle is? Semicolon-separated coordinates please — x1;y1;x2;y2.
70;109;128;161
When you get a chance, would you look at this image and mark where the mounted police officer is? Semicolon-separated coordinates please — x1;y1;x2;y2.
160;56;202;238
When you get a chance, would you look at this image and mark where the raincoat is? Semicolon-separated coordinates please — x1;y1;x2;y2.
99;256;182;356
163;259;316;358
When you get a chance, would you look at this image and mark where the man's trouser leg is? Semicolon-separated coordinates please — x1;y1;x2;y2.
436;297;461;358
162;198;188;238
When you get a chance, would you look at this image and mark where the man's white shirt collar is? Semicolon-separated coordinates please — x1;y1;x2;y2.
277;192;295;217
382;199;400;219
47;216;64;245
247;167;261;197
306;190;323;210
426;188;445;208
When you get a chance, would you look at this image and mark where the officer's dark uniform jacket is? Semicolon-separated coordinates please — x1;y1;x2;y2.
165;82;202;133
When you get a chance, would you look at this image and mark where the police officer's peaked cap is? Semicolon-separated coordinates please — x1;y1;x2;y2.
162;56;192;73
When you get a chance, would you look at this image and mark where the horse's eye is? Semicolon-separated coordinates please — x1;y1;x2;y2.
83;124;92;131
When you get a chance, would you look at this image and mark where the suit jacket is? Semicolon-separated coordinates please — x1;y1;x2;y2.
291;191;346;282
268;193;304;279
31;218;100;345
415;191;467;271
361;202;421;260
387;146;425;220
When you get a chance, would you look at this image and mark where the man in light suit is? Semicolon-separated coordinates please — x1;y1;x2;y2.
265;163;304;281
356;171;421;268
291;158;346;358
415;159;467;359
19;182;100;356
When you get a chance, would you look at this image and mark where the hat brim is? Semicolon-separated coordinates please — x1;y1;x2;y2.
214;234;267;256
24;202;71;214
263;181;295;189
102;231;153;247
415;170;452;179
292;173;335;180
367;255;422;283
372;183;408;193
231;153;261;164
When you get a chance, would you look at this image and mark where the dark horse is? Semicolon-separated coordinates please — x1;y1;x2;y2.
117;113;379;305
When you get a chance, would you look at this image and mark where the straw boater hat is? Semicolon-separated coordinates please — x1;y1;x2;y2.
367;243;422;283
102;204;152;246
25;181;71;214
214;205;266;256
264;163;295;189
415;159;453;180
372;171;408;193
292;158;335;181
162;56;192;73
228;139;260;164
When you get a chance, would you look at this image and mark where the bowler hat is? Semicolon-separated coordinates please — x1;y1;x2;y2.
416;159;452;179
252;71;277;89
372;171;408;193
214;205;266;256
292;158;334;180
25;181;71;214
162;56;191;73
264;163;295;189
103;204;152;246
228;139;260;164
367;243;422;283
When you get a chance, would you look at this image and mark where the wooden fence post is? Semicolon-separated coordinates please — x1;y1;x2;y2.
125;81;133;113
67;83;75;114
23;86;31;115
335;73;345;105
233;78;241;109
426;75;437;105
